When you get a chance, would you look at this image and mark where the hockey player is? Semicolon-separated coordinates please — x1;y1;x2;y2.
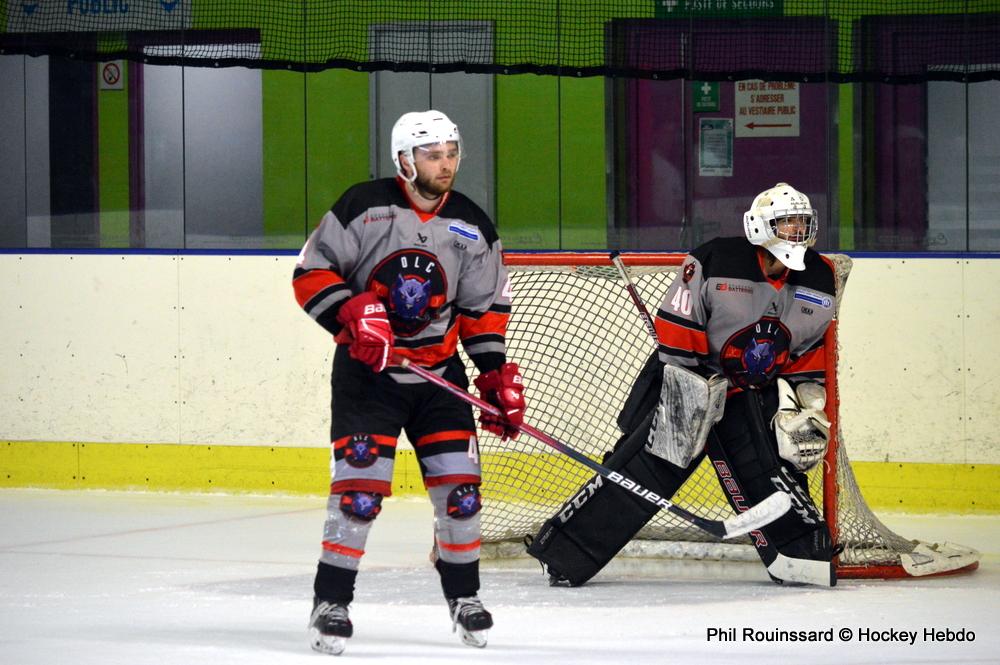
527;183;841;588
293;110;525;655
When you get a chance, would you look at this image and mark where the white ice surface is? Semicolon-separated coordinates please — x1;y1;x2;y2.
0;489;996;665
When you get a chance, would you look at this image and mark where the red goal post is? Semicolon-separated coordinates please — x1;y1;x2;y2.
473;251;979;580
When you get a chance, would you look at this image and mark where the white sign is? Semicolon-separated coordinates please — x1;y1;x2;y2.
735;80;800;138
698;118;733;177
100;61;124;90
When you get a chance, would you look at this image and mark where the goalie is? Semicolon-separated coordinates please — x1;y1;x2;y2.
527;183;842;587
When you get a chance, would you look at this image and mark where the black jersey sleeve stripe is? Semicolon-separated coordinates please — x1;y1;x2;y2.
461;332;504;345
656;308;706;332
455;303;511;320
454;306;483;320
394;334;448;349
467;351;505;374
657;343;707;361
304;283;351;315
314;307;343;336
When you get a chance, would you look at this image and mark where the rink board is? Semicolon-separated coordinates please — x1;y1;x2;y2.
2;440;998;513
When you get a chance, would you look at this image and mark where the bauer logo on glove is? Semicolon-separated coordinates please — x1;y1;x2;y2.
336;292;395;373
474;363;526;440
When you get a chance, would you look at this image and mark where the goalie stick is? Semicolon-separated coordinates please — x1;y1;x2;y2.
393;355;790;540
609;251;659;342
609;250;796;535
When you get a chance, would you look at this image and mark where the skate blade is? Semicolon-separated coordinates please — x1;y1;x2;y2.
459;628;488;648
309;628;347;656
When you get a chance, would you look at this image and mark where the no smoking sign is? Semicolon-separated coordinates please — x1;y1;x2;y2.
100;61;124;90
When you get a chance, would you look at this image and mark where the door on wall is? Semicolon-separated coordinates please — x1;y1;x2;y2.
609;19;836;252
369;22;495;220
0;54;51;248
138;44;263;248
0;54;95;248
615;78;832;251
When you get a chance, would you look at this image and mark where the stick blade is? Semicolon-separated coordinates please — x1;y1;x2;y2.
720;491;792;539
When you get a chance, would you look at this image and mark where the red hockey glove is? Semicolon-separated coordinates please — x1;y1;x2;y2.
336;292;394;373
473;363;526;440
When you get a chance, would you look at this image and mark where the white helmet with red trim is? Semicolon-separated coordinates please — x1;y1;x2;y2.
743;182;818;271
391;110;463;182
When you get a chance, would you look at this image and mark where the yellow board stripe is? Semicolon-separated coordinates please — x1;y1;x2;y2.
1;441;997;513
849;461;1000;513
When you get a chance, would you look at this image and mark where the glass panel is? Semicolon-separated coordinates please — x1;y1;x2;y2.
1;51;997;253
928;82;968;251
969;80;1000;251
141;62;185;248
0;56;28;248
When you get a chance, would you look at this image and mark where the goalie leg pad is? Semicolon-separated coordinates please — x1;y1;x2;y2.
645;364;727;468
708;389;836;586
527;410;700;586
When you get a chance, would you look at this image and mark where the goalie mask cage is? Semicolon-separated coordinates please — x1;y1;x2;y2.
470;251;979;579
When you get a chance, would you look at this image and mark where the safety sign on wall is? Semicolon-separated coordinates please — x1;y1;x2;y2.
734;80;799;138
100;61;124;90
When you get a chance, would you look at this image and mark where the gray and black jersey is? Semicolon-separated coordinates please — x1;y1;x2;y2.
293;177;511;382
655;237;837;390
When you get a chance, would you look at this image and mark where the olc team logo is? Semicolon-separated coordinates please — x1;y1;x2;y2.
720;317;791;389
368;250;448;337
447;484;482;519
392;275;431;320
344;434;379;468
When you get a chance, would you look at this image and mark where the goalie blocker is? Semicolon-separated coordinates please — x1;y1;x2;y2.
526;354;839;587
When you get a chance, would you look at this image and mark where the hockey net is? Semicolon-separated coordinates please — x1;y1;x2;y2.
471;251;979;579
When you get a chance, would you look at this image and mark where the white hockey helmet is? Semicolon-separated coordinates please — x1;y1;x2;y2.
743;182;817;271
390;110;462;182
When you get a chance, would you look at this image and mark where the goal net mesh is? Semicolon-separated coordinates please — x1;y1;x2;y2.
467;253;979;578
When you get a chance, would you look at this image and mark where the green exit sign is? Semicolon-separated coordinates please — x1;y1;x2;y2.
693;81;719;112
656;0;783;19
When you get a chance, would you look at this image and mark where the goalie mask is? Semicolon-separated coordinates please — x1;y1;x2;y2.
391;110;463;183
743;182;817;271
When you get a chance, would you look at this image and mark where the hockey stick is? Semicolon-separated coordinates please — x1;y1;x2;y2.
393;355;788;539
609;251;658;342
608;251;794;535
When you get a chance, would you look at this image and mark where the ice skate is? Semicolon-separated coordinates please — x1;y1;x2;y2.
308;599;352;655
447;595;492;648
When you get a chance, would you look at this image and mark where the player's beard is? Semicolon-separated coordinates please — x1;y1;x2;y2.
413;170;453;199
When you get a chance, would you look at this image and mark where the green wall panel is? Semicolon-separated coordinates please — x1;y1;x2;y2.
98;63;130;248
496;75;561;248
495;75;608;249
558;77;607;249
263;70;307;247
305;69;370;235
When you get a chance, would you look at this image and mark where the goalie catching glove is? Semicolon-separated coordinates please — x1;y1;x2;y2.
773;378;831;471
474;363;526;440
336;292;394;373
